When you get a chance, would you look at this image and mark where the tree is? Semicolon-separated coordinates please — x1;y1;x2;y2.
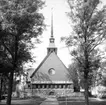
63;0;106;105
0;0;45;105
67;61;80;92
98;60;106;86
0;73;8;101
0;42;10;101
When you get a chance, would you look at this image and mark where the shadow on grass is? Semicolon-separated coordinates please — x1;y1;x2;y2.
57;96;85;102
32;96;46;102
0;96;46;105
59;101;106;105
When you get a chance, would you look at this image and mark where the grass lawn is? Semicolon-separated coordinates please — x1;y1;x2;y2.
57;96;106;105
1;96;106;105
57;96;85;101
59;101;106;105
0;96;46;105
31;96;46;102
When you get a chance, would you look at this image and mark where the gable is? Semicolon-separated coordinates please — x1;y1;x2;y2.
31;52;71;83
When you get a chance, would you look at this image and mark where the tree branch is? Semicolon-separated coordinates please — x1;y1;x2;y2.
1;40;14;60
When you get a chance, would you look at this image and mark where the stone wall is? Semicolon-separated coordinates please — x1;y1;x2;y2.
31;89;74;97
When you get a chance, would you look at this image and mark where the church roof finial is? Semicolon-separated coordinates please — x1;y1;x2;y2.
51;8;53;38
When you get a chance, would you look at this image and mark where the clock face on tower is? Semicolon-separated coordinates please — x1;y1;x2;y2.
48;68;55;75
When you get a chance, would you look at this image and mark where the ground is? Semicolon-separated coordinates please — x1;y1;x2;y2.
0;96;106;105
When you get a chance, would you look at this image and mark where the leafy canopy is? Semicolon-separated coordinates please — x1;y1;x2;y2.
0;0;45;73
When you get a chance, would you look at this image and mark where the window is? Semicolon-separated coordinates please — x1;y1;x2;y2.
55;85;57;88
48;68;55;75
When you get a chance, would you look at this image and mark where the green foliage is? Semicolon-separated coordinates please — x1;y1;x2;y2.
64;0;106;81
0;0;45;73
0;73;8;94
67;61;80;91
64;1;106;104
0;1;45;104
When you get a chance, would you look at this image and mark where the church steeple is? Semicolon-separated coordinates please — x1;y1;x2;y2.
47;8;57;54
51;8;53;38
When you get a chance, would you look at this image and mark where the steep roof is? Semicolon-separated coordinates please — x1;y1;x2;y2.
30;52;51;78
30;51;68;78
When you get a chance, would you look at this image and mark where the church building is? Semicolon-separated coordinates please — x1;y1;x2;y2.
30;12;73;96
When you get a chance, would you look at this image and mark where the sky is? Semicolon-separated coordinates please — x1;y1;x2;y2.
30;0;72;69
29;0;106;70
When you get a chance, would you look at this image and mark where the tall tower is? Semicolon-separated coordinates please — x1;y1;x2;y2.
47;8;57;54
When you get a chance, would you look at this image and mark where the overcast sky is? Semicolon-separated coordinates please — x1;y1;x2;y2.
30;0;71;69
29;0;106;70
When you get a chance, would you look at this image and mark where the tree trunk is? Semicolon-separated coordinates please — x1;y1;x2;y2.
0;74;3;102
6;71;14;105
84;79;89;105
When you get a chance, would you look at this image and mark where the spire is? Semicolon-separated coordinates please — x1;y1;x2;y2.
47;8;57;54
51;8;53;38
50;8;54;43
